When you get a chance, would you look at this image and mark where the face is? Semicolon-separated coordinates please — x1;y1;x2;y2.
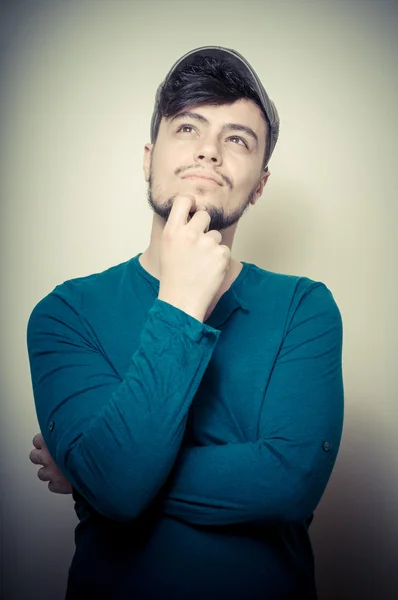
143;99;270;231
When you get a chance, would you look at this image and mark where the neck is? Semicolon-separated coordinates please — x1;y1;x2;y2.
140;213;241;283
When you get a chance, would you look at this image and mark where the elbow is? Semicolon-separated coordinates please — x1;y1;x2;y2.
262;470;330;525
70;476;153;523
58;430;178;524
91;495;146;523
65;475;132;522
62;444;156;524
280;498;316;525
284;480;319;523
264;444;340;525
286;482;332;525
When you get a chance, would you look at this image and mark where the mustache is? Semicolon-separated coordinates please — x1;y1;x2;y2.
176;166;231;188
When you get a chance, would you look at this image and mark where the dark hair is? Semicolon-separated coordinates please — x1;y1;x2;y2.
154;55;270;171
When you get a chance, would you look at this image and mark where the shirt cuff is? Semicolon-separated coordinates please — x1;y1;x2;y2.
151;299;220;344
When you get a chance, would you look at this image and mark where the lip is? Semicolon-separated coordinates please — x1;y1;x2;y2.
182;173;222;186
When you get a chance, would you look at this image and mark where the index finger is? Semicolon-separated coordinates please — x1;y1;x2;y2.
32;433;45;449
165;195;196;231
29;448;45;466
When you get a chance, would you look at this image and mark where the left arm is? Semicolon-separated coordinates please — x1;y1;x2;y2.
161;284;344;526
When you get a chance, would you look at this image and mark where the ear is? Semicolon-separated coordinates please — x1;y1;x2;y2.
143;143;154;182
250;168;271;205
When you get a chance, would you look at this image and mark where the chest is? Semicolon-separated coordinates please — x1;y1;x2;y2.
183;328;279;445
96;306;281;447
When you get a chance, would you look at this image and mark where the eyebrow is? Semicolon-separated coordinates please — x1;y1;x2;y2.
169;111;259;146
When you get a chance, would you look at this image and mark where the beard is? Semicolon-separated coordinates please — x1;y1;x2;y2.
146;168;257;232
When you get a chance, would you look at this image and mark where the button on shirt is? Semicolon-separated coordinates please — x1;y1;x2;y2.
27;253;344;600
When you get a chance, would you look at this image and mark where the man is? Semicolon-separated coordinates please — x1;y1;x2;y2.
27;46;344;599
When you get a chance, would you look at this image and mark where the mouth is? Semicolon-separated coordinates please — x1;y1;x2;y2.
182;174;222;186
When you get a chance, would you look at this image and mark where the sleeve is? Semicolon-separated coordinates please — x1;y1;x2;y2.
27;292;220;522
161;284;344;526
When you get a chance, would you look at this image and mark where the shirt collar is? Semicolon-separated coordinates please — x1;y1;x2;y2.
131;253;251;329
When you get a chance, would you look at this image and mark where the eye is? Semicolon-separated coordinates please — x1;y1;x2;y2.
175;125;248;148
176;124;196;133
228;136;248;148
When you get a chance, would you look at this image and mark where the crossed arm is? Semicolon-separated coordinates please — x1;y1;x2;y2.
28;284;343;527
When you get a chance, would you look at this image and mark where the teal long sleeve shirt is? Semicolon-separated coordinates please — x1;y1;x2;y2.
27;253;344;600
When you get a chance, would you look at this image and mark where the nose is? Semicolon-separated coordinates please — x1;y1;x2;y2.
196;153;218;164
194;135;222;165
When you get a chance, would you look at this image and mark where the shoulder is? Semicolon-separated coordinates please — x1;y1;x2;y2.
27;257;133;332
243;262;342;328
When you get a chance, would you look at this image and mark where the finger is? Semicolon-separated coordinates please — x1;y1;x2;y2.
32;433;44;449
29;449;52;467
165;195;196;230
187;209;211;234
30;442;54;464
37;467;52;482
48;480;58;493
204;230;222;244
29;448;43;465
48;479;73;495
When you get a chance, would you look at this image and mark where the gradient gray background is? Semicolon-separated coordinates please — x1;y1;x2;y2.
1;1;397;599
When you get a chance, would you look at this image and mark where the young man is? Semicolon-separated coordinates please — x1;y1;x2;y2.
27;46;344;599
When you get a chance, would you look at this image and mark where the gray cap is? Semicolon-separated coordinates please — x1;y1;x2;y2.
150;45;280;166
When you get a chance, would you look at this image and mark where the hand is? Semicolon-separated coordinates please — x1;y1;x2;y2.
29;432;73;494
158;195;231;322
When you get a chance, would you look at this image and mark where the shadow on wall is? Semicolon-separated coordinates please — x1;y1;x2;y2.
310;408;398;600
235;182;320;275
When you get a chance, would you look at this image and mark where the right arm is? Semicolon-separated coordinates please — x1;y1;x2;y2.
27;295;220;522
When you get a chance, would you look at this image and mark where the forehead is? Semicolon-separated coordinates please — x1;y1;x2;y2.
188;99;263;122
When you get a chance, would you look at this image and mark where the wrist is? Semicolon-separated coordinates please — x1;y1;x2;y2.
157;294;205;323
